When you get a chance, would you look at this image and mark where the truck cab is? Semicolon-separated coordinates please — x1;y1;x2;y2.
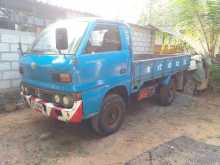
20;18;190;135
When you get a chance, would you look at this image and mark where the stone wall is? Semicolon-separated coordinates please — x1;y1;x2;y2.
0;29;35;111
0;25;156;111
0;29;35;91
130;25;155;55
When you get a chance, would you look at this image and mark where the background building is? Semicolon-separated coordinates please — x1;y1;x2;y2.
0;0;95;32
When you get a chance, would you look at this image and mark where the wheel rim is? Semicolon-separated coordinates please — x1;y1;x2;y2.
104;105;121;128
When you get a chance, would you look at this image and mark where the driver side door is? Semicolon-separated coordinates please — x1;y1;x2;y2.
76;23;130;115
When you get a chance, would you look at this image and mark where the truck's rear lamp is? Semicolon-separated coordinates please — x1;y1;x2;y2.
55;73;72;83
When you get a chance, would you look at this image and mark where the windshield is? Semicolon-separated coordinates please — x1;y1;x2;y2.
31;20;88;54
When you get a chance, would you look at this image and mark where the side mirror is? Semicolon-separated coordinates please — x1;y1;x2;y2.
56;28;68;50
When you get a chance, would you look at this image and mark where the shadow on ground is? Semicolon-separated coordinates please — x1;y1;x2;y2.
126;136;220;165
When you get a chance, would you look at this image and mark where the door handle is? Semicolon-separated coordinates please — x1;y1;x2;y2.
120;68;127;74
72;58;78;65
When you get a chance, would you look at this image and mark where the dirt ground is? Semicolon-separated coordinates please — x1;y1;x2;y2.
0;92;220;165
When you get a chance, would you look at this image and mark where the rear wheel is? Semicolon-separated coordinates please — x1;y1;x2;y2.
159;78;176;106
90;94;125;136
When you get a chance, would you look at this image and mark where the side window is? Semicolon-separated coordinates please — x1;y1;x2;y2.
85;25;121;53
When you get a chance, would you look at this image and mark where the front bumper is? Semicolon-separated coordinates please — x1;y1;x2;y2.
21;92;83;123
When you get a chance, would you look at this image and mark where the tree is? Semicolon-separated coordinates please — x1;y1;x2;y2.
140;0;220;57
172;0;220;57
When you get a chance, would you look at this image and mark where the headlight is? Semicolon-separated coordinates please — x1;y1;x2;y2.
21;84;24;92
24;87;29;94
54;94;61;104
63;96;72;108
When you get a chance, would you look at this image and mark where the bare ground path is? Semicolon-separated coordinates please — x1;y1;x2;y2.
0;93;220;165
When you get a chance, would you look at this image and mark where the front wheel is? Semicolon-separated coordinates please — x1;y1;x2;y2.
159;78;176;106
90;94;125;136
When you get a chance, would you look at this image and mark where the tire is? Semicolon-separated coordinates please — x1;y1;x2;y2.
159;78;176;106
90;94;125;136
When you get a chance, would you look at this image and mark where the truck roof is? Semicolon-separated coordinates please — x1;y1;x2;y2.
58;17;158;31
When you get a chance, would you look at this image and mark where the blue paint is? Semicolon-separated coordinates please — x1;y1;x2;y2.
19;18;191;120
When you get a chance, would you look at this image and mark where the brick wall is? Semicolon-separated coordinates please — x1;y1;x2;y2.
0;25;156;110
0;29;35;91
130;26;155;55
0;26;156;91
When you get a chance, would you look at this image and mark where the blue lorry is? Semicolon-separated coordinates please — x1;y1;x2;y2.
19;18;190;135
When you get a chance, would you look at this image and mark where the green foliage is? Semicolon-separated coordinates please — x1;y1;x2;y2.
172;0;220;57
209;64;220;87
140;0;220;57
155;31;192;51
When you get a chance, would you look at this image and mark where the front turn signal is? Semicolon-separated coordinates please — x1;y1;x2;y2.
54;73;72;83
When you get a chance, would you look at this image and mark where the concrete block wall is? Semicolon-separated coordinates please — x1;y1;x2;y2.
0;26;155;91
0;29;36;91
131;26;155;55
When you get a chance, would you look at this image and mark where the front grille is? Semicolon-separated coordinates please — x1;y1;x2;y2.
21;83;74;108
26;85;53;102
